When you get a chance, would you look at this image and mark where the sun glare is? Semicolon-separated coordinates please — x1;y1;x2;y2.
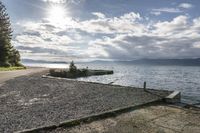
47;5;67;26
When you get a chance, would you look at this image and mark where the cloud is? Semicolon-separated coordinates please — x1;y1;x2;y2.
86;15;200;60
12;20;87;61
13;12;145;61
179;3;193;9
152;8;182;13
120;12;141;21
41;0;84;4
153;15;188;35
193;17;200;28
92;12;106;19
79;12;144;34
42;0;66;3
13;11;200;61
151;3;193;16
150;11;161;16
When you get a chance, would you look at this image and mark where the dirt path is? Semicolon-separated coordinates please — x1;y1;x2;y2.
0;67;48;84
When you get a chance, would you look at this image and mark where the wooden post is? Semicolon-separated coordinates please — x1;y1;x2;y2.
143;81;146;90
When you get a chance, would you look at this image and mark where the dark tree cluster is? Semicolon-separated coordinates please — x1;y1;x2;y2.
0;1;21;67
69;61;77;73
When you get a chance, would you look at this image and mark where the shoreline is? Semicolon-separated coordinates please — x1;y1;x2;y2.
0;69;199;132
1;67;199;106
0;71;171;132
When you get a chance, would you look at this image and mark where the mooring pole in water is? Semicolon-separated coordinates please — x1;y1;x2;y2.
143;81;146;90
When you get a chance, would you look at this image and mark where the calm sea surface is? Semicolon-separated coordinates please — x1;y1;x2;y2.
25;62;200;105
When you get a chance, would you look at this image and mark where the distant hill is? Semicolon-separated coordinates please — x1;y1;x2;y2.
21;59;68;64
90;58;200;66
22;58;200;66
127;58;200;66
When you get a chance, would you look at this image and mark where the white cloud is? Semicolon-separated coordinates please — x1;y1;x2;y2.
192;17;200;28
42;0;66;3
150;11;161;16
179;3;193;9
80;12;144;34
151;3;193;16
92;12;106;19
152;8;182;13
41;0;84;4
120;12;141;21
85;15;200;60
193;42;200;48
13;20;87;61
153;15;188;36
13;11;200;61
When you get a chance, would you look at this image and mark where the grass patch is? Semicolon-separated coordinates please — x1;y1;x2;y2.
0;66;26;71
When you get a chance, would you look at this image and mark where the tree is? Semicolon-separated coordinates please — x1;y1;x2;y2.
69;61;77;73
0;1;21;67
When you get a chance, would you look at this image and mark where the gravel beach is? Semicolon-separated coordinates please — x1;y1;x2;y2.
0;71;170;132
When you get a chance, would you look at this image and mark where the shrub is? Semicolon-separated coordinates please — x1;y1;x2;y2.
69;61;77;73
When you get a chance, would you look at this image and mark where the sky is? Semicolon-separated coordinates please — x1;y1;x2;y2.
2;0;200;62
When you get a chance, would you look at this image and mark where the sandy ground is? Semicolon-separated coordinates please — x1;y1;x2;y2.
51;105;200;133
0;67;48;84
0;71;170;133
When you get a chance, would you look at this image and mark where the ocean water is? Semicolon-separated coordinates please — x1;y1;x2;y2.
25;62;200;105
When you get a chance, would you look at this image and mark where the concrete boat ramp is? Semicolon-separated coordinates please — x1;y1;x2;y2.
0;69;199;133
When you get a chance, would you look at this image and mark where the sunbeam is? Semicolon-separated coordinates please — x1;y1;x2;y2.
47;4;68;26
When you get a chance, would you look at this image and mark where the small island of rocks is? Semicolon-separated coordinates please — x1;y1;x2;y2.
49;61;114;79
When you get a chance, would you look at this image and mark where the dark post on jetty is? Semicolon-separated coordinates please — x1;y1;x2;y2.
143;81;146;90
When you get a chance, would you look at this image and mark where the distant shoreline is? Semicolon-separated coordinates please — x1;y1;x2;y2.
22;58;200;67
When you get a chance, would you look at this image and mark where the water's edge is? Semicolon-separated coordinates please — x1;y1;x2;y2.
24;62;200;106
